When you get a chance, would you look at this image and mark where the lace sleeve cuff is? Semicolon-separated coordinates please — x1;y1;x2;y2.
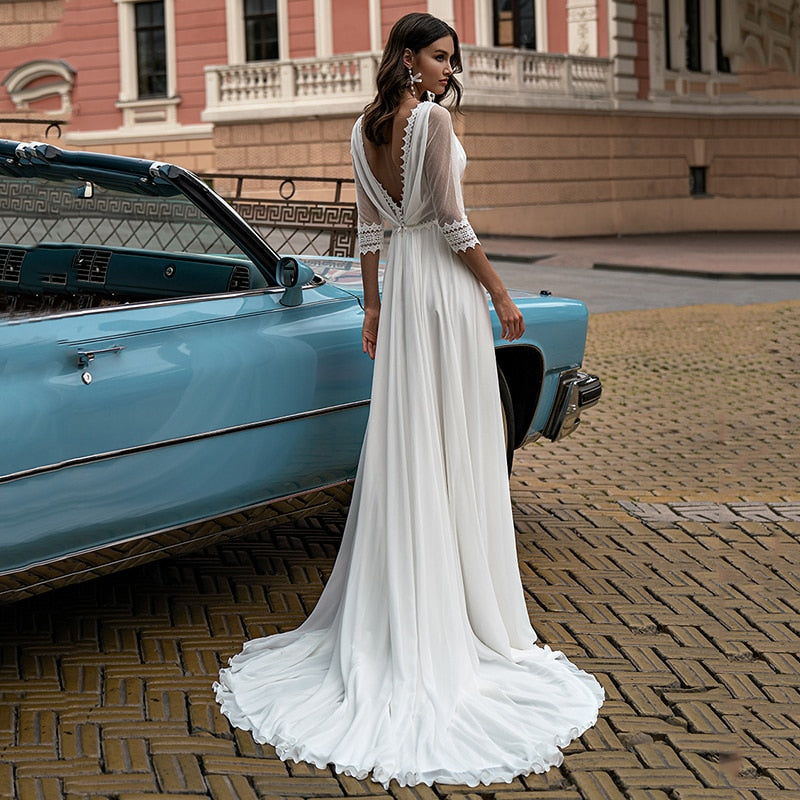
358;222;384;255
441;218;480;253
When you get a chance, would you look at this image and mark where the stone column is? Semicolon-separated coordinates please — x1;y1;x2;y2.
314;0;332;57
428;0;455;26
369;0;381;51
647;0;665;94
609;0;640;99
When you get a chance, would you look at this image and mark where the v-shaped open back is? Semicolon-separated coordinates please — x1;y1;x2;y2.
360;104;422;210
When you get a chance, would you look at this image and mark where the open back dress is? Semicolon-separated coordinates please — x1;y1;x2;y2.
214;101;604;787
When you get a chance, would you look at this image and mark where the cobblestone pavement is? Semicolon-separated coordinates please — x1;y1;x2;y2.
1;301;798;800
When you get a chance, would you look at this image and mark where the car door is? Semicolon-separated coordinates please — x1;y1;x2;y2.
0;282;370;573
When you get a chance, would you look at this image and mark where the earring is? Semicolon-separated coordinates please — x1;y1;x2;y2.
408;67;422;96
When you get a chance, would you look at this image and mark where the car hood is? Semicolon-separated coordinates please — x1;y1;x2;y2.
300;255;561;305
299;255;373;302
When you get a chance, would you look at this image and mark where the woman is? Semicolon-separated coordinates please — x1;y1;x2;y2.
214;13;603;787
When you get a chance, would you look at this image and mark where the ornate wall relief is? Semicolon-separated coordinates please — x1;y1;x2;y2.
739;0;800;75
567;0;599;57
2;59;75;117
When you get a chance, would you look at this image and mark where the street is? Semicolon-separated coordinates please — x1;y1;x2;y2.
495;259;800;313
1;291;798;800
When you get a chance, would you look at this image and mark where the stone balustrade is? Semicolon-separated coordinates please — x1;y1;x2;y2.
203;46;614;122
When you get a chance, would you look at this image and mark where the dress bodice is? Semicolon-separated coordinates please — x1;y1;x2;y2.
351;102;479;254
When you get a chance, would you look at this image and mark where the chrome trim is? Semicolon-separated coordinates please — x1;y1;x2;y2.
0;479;352;581
2;288;275;325
542;369;602;441
76;344;125;368
0;481;356;602
520;431;542;447
0;398;370;485
1;278;333;326
148;161;169;179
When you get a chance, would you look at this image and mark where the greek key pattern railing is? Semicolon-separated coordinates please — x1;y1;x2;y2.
199;172;358;258
204;46;613;117
232;199;357;258
0;179;237;254
0;175;357;258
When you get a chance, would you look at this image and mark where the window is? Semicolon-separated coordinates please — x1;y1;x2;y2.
245;0;278;61
663;0;732;85
135;1;167;98
114;0;178;128
715;0;731;73
689;166;707;196
685;0;702;71
494;0;536;50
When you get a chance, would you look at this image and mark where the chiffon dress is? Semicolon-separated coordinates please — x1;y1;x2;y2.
213;101;604;787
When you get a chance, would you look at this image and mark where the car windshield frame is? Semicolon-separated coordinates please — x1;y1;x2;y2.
0;140;281;283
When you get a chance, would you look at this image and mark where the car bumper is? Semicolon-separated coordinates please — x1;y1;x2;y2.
542;369;603;441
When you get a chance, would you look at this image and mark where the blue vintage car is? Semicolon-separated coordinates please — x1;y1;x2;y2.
0;139;600;602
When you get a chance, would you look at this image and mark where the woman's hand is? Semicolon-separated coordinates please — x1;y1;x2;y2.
362;308;380;359
454;243;525;342
491;291;525;342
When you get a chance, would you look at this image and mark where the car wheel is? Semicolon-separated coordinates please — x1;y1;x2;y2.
498;368;515;474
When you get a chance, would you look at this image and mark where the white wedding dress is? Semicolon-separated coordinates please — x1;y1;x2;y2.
214;102;603;787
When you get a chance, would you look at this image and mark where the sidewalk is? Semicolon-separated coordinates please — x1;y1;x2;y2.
482;231;800;279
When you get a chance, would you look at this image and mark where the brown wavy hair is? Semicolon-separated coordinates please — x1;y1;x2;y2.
362;12;463;146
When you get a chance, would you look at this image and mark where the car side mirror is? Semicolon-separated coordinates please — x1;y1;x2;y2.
276;256;314;307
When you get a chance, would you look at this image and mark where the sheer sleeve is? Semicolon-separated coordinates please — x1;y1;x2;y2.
423;105;480;253
352;149;384;256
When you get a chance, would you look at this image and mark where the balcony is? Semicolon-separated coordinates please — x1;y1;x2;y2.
203;46;614;122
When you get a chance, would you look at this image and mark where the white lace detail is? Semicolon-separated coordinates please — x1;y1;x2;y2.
358;222;384;254
398;105;422;214
441;218;480;253
359;104;423;224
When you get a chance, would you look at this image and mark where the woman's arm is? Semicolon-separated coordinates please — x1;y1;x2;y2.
351;118;385;359
423;106;524;342
457;244;525;342
360;249;381;359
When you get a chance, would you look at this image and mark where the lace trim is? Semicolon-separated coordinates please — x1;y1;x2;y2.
441;218;480;253
358;222;384;254
358;104;423;224
398;104;422;216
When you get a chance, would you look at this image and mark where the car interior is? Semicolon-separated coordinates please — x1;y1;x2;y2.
0;167;274;318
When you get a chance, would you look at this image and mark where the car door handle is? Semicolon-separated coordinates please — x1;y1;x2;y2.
76;345;125;368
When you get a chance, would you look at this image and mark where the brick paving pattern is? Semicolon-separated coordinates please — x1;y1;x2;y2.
1;300;798;800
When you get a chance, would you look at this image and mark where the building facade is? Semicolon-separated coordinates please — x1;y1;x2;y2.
1;1;799;237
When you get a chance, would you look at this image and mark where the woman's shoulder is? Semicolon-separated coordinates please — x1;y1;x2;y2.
424;102;454;134
350;114;366;147
426;102;450;120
